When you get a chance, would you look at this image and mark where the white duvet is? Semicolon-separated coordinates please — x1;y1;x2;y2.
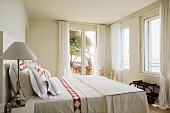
30;75;149;113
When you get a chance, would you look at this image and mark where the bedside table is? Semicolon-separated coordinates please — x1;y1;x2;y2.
11;99;34;113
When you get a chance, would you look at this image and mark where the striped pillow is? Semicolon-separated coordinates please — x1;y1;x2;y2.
35;65;45;77
44;69;52;79
23;60;35;70
29;70;48;99
48;78;60;95
24;60;45;78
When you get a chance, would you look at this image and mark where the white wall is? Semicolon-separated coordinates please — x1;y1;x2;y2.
29;21;111;77
123;17;159;85
0;32;16;103
110;14;160;85
29;19;59;76
0;0;28;103
0;0;28;42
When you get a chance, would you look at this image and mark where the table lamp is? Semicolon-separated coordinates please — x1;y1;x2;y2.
0;41;37;106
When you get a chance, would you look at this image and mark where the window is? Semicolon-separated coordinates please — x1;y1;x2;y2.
143;16;160;73
69;27;96;75
121;27;130;69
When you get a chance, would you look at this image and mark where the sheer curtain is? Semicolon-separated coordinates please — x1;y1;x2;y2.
94;25;107;75
110;23;123;82
157;0;170;109
58;21;71;76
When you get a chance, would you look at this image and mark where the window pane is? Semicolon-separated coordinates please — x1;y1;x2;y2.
85;31;96;75
70;30;82;75
144;17;160;73
121;27;130;69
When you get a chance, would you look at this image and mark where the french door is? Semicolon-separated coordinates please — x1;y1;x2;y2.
69;26;96;75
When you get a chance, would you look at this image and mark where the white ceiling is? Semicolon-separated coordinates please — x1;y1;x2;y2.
24;0;159;24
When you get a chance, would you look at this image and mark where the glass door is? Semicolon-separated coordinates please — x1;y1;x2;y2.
70;29;96;75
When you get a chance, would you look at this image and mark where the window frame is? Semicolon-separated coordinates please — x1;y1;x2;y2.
140;11;160;75
120;26;130;70
69;24;97;75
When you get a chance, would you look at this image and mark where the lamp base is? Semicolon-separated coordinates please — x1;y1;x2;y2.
10;99;26;108
4;99;26;113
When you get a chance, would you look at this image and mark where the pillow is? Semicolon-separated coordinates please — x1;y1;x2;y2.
43;70;59;95
48;77;60;95
23;60;36;70
29;69;57;97
24;60;52;80
23;60;46;79
19;73;35;98
9;61;29;98
29;70;48;99
44;69;52;79
23;60;55;96
35;65;45;78
10;61;29;75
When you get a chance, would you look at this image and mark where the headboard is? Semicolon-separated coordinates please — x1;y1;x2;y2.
0;31;16;103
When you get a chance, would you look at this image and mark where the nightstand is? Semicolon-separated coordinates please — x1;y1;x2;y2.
3;99;34;113
11;99;34;113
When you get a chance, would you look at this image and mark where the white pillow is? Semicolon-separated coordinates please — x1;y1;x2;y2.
9;62;29;98
24;60;46;79
43;70;59;95
48;77;60;95
29;70;48;99
35;65;44;76
23;60;56;96
44;69;52;79
10;61;29;75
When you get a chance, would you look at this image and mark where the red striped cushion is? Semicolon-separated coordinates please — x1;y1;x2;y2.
29;70;48;99
19;61;28;71
35;65;44;76
23;60;45;77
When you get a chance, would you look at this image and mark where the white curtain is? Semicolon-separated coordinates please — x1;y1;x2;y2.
58;21;71;76
94;25;107;75
157;0;170;109
110;23;123;82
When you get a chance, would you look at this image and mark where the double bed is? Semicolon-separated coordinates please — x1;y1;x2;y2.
0;33;149;113
30;75;149;113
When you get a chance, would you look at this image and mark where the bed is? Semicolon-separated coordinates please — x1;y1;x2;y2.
29;75;149;113
5;59;149;113
0;32;149;113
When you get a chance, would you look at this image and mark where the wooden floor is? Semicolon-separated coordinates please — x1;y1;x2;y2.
149;104;170;113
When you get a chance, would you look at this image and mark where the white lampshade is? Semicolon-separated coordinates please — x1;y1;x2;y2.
0;41;37;60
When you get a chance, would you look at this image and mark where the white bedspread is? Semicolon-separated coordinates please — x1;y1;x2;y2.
31;76;106;113
30;76;149;113
74;75;149;113
74;75;143;95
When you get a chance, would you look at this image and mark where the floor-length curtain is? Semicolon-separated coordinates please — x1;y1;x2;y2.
94;25;107;75
158;0;170;109
58;21;71;76
110;23;123;82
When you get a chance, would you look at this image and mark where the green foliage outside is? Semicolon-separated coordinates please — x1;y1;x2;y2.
70;31;92;67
